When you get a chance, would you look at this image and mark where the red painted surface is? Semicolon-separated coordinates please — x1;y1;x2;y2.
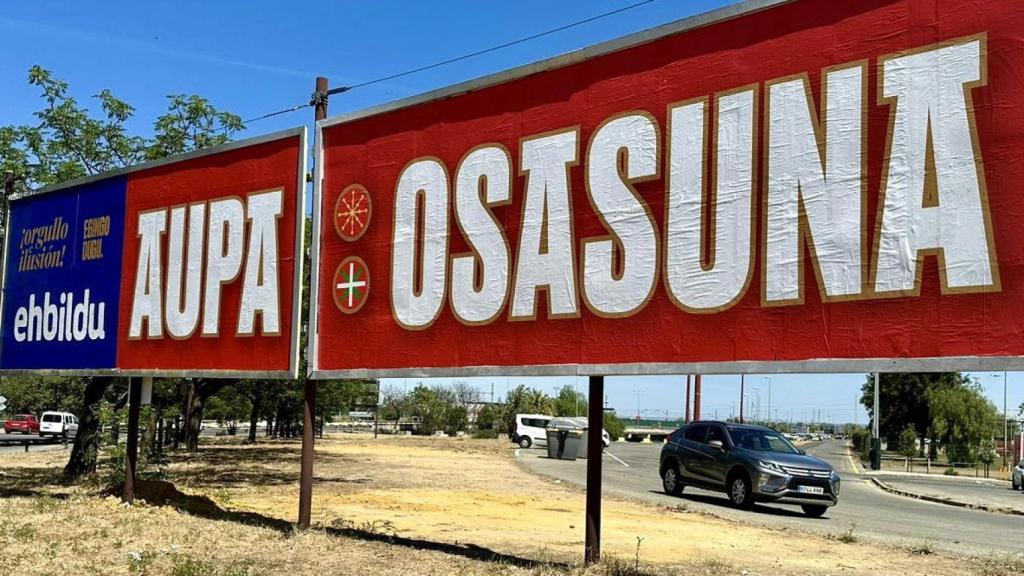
315;0;1024;373
117;137;302;372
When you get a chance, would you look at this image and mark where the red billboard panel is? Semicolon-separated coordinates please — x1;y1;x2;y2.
0;128;306;377
310;0;1024;377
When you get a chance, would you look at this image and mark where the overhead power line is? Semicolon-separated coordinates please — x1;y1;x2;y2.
242;0;659;124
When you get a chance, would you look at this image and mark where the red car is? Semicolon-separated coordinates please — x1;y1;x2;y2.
4;414;40;435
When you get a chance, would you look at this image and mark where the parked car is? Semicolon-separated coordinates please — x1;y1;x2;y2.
659;421;840;517
3;414;40;434
513;414;611;449
1012;459;1024;491
39;411;78;439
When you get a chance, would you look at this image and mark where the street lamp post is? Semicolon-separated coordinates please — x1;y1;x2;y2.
764;377;772;425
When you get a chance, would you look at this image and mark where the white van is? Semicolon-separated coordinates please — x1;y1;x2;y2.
514;414;612;449
39;411;78;439
514;414;552;448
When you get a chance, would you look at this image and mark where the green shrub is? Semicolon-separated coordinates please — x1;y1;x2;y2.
472;429;498;439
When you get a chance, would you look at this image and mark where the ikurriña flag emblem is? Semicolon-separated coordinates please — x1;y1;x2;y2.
333;256;370;314
334;184;372;242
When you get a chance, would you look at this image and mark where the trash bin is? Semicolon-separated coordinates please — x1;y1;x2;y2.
561;430;582;461
546;429;562;459
578;430;590;459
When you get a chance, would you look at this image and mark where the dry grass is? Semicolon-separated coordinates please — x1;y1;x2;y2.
1;435;1021;576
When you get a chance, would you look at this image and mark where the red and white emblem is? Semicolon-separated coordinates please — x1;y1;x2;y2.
334;184;372;241
333;256;370;314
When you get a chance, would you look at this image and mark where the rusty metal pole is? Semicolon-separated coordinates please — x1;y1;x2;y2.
693;374;702;421
123;378;141;503
584;375;604;564
298;76;329;531
684;375;691;423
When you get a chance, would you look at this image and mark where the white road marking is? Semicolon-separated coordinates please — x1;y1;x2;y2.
605;450;630;468
514;448;521;458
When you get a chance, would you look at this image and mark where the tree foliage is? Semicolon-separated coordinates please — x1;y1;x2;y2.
928;379;999;464
552;384;586;417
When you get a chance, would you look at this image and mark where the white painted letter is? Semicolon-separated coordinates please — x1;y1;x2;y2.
766;66;865;303
451;146;511;325
165;203;206;338
202;197;244;336
129;210;167;339
510;129;579;319
874;38;996;294
391;158;449;330
239;190;283;336
582;114;659;317
665;90;756;311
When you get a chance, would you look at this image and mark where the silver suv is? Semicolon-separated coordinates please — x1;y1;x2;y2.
659;421;839;517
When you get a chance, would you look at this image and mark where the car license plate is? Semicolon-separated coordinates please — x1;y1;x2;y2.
797;485;824;495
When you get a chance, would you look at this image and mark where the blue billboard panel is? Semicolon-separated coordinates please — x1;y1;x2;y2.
0;176;126;369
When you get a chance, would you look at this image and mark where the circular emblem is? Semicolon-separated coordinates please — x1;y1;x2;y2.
334;184;372;241
333;256;370;314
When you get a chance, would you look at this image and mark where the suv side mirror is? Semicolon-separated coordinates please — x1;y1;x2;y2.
708;439;725;450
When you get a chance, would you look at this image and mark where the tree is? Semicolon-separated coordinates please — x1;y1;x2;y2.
603;412;626;441
475;403;500;431
553;385;586;417
977;438;997;477
380;385;409;432
501;385;554;437
205;386;252;435
929;379;999;464
0;67;243;476
860;373;964;450
898;425;918;458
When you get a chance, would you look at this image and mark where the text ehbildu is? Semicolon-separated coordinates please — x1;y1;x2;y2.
129;189;284;339
389;37;997;329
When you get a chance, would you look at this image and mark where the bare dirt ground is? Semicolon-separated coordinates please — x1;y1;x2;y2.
1;434;1021;576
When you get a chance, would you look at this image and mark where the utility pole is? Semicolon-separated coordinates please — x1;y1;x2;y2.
765;377;772;425
298;75;329;531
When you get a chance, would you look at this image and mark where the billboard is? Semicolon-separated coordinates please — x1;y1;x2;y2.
0;128;306;378
309;0;1024;378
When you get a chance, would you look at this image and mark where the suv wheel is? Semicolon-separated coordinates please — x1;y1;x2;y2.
728;473;754;510
662;465;684;496
1013;477;1020;491
801;505;828;518
517;436;532;449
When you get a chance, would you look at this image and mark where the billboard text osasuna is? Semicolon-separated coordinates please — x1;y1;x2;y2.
310;0;1024;377
0;128;306;378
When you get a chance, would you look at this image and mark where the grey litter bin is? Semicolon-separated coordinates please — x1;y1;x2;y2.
546;429;562;459
560;430;581;461
577;429;590;459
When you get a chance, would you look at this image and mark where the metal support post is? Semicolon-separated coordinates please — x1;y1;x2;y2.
298;75;329;531
871;372;881;471
584;375;604;564
123;377;141;503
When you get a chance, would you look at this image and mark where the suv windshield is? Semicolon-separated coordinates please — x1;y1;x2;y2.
42;414;61;423
727;427;799;454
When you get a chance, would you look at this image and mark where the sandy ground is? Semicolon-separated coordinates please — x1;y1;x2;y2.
1;434;1021;576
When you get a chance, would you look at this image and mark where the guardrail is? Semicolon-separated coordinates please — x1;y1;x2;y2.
0;435;64;452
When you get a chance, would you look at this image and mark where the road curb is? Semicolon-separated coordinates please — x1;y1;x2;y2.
869;477;1024;517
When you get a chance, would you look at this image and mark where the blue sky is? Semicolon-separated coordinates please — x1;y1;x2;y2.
2;1;1021;423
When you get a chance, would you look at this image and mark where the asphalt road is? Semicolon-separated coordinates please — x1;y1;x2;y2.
0;435;66;455
518;439;1023;556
